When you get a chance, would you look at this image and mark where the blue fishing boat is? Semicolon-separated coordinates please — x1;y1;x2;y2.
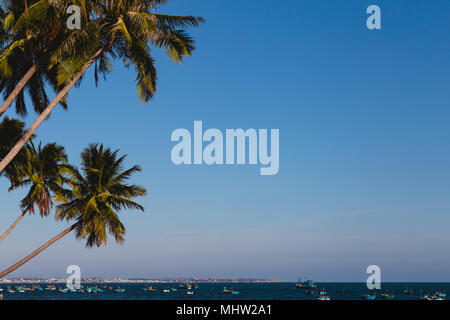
362;292;376;300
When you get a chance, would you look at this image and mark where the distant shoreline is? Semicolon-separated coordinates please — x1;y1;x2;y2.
0;278;288;284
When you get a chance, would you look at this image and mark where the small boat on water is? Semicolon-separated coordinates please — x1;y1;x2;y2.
431;292;446;300
187;291;194;295
115;288;125;293
421;294;432;300
316;288;330;300
223;287;239;294
171;288;178;292
179;282;193;289
163;289;171;293
381;293;395;299
362;292;376;300
403;287;413;295
295;278;317;289
143;286;157;292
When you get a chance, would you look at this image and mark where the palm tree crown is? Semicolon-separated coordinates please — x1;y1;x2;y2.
56;144;146;247
9;142;68;217
0;0;70;116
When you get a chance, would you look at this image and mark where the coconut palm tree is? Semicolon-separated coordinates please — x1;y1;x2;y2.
0;143;146;278
0;142;68;242
0;116;30;186
0;0;80;118
0;0;204;174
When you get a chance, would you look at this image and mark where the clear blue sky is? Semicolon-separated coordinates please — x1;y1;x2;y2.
1;0;450;282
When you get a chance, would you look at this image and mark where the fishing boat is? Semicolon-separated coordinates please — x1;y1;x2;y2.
143;286;156;292
403;287;413;295
421;293;432;300
362;292;376;300
171;288;178;292
163;289;171;293
431;292;446;300
115;288;126;293
295;278;317;289
223;287;232;294
179;282;192;289
187;291;194;295
381;293;395;299
317;295;331;300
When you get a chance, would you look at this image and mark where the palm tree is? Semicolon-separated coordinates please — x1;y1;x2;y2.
0;143;146;278
0;0;204;174
0;142;67;242
0;0;70;118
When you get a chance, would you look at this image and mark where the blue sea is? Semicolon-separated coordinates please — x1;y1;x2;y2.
0;283;448;300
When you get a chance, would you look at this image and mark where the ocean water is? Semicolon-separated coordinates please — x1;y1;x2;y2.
0;283;448;300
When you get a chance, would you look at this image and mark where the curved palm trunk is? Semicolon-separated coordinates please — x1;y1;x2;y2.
0;46;106;174
0;211;27;243
0;223;78;279
0;63;39;119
